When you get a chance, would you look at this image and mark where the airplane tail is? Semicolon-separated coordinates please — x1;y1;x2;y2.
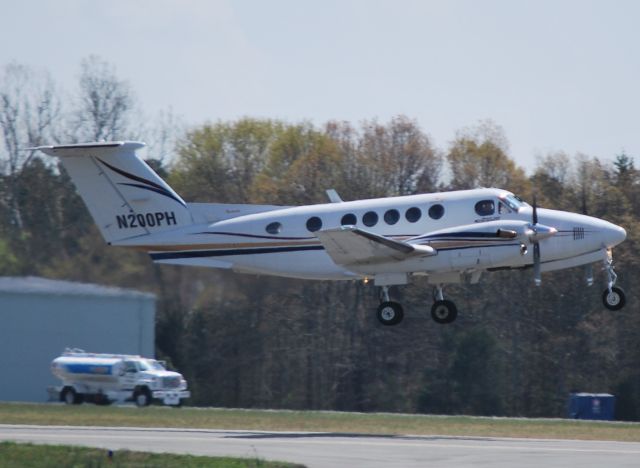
36;141;192;244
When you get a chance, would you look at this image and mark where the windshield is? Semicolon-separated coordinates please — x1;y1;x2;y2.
501;194;526;212
137;359;165;371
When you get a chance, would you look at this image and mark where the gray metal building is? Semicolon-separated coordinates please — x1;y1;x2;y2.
0;276;155;402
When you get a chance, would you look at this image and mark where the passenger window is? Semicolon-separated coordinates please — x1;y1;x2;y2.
265;222;282;234
428;204;444;220
475;200;495;216
384;209;400;225
341;213;357;226
363;211;378;227
306;216;322;232
405;207;421;223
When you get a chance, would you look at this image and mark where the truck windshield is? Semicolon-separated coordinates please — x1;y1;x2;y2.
140;360;165;371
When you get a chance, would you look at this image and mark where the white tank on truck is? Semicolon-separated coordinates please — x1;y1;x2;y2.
51;348;190;407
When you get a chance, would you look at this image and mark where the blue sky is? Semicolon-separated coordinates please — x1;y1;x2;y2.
2;0;639;171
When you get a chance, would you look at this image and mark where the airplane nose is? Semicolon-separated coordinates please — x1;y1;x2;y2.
604;223;627;247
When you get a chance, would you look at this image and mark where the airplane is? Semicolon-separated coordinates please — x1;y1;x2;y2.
34;141;628;326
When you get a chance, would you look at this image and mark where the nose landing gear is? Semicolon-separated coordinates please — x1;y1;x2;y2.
603;287;626;311
602;251;626;311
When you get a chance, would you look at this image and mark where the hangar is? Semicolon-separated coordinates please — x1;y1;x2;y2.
0;276;155;402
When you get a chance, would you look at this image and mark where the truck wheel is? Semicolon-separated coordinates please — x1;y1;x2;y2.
61;387;82;405
134;388;151;407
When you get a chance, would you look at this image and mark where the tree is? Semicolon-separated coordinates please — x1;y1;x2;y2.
327;116;441;199
171;118;283;203
447;120;528;195
250;122;343;204
0;62;60;230
71;55;135;142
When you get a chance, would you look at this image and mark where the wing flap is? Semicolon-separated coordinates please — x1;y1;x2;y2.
316;226;435;267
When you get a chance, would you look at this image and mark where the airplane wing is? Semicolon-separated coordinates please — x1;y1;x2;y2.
316;226;436;267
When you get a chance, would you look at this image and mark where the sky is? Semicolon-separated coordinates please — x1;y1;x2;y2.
2;0;639;172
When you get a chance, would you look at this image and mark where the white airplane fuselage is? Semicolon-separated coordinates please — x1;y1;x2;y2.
116;188;625;284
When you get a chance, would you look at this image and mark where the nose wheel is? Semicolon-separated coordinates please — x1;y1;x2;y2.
603;286;626;311
602;251;626;311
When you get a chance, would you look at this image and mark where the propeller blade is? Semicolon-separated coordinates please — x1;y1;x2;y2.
532;194;538;225
533;242;541;286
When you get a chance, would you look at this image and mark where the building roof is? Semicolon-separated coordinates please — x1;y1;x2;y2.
0;276;155;300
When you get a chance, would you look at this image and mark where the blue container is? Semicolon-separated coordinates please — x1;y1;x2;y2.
568;393;615;420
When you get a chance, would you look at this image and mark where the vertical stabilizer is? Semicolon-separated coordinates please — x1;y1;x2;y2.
36;141;192;243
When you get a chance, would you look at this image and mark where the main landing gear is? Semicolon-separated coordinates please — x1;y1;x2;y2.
430;285;458;324
376;286;404;326
375;285;458;326
602;252;626;311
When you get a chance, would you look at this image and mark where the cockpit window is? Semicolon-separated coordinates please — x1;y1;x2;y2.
501;194;525;212
475;200;495;216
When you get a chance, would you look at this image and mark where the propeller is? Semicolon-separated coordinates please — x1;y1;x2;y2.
527;195;557;286
532;195;541;286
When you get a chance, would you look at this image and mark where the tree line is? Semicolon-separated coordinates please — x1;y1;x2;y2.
1;58;639;419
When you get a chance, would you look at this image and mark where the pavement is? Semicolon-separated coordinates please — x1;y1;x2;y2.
1;424;640;467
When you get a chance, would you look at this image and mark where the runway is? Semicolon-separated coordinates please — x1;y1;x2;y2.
1;424;640;467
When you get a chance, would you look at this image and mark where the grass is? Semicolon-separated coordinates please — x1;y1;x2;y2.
1;402;639;442
0;441;304;468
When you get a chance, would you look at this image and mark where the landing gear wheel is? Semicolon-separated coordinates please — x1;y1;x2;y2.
376;301;404;326
431;300;458;324
602;286;626;311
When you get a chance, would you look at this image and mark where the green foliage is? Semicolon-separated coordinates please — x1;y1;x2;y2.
0;442;301;468
1;404;640;441
447;121;529;194
0;236;20;274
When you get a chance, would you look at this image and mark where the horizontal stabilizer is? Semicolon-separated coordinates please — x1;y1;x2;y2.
316;226;435;267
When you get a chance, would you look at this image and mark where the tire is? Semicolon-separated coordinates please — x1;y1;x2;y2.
602;286;626;311
376;301;404;326
61;387;83;405
431;300;458;324
134;388;151;407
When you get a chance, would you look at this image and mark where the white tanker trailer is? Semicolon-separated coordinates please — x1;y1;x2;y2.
51;349;190;407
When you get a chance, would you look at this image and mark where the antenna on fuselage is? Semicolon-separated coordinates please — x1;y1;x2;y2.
326;189;343;203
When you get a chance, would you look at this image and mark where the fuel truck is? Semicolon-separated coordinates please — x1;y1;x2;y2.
51;349;190;407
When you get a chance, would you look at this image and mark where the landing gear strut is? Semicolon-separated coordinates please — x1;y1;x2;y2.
602;252;626;311
376;286;404;326
430;285;458;324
